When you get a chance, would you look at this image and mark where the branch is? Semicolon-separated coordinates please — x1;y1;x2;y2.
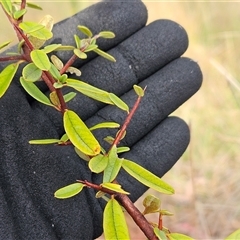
116;194;158;240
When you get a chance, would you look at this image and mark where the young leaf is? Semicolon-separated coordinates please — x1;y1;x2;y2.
154;228;168;240
84;44;98;52
49;63;61;80
0;62;19;98
89;122;120;131
26;2;42;10
74;49;87;59
89;154;108;173
168;233;194;240
30;50;51;71
49;91;60;106
103;145;122;183
43;44;62;53
60;133;69;142
133;84;145;97
103;198;130;240
0;0;13;15
66;66;81;77
22;63;42;82
93;48;116;62
50;55;63;70
66;78;113;104
101;182;129;195
74;34;81;49
122;159;175;195
63;110;101;156
104;136;115;145
54;183;84;199
13;9;27;19
160;210;174;216
77;25;93;37
117;146;130;154
109;93;129;113
29;139;59;144
98;31;115;39
224;229;240;240
143;195;161;215
20;77;54;107
63;92;77;103
0;41;11;50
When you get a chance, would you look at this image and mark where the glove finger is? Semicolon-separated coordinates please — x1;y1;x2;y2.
33;19;189;135
118;116;190;202
86;57;202;150
50;0;148;64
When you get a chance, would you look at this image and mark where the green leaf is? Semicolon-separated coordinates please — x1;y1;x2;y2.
84;44;98;52
30;50;51;71
77;25;93;37
122;159;175;195
63;92;77;103
59;74;68;83
0;40;11;50
98;31;115;39
154;228;168;240
13;9;27;19
93;48;116;62
43;44;62;53
49;63;61;80
89;154;108;173
104;136;115;145
117;146;130;154
63;110;101;156
225;229;240;240
60;133;69;142
22;63;42;82
133;84;145;97
0;0;13;15
103;198;130;240
54;183;84;199
74;48;87;59
0;62;19;98
28;27;53;40
20;77;54;107
103;145;122;183
74;147;91;161
160;209;174;216
26;2;42;10
74;34;81;49
143;195;161;215
101;182;129;195
168;233;194;240
66;78;113;105
29;139;59;144
19;21;44;34
90;122;120;131
109;93;129;113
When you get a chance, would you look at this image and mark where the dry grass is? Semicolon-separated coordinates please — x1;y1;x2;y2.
1;2;240;239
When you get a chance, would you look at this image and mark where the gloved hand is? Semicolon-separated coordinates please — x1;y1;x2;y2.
0;0;202;239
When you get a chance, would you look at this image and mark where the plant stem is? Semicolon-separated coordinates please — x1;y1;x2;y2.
116;194;158;240
112;94;142;147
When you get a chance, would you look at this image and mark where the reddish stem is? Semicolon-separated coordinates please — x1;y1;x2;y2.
116;194;158;240
112;94;142;147
80;180;157;240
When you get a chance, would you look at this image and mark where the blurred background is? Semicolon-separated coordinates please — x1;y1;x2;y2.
1;1;240;239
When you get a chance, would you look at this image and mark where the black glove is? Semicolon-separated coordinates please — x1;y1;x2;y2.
0;0;202;239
